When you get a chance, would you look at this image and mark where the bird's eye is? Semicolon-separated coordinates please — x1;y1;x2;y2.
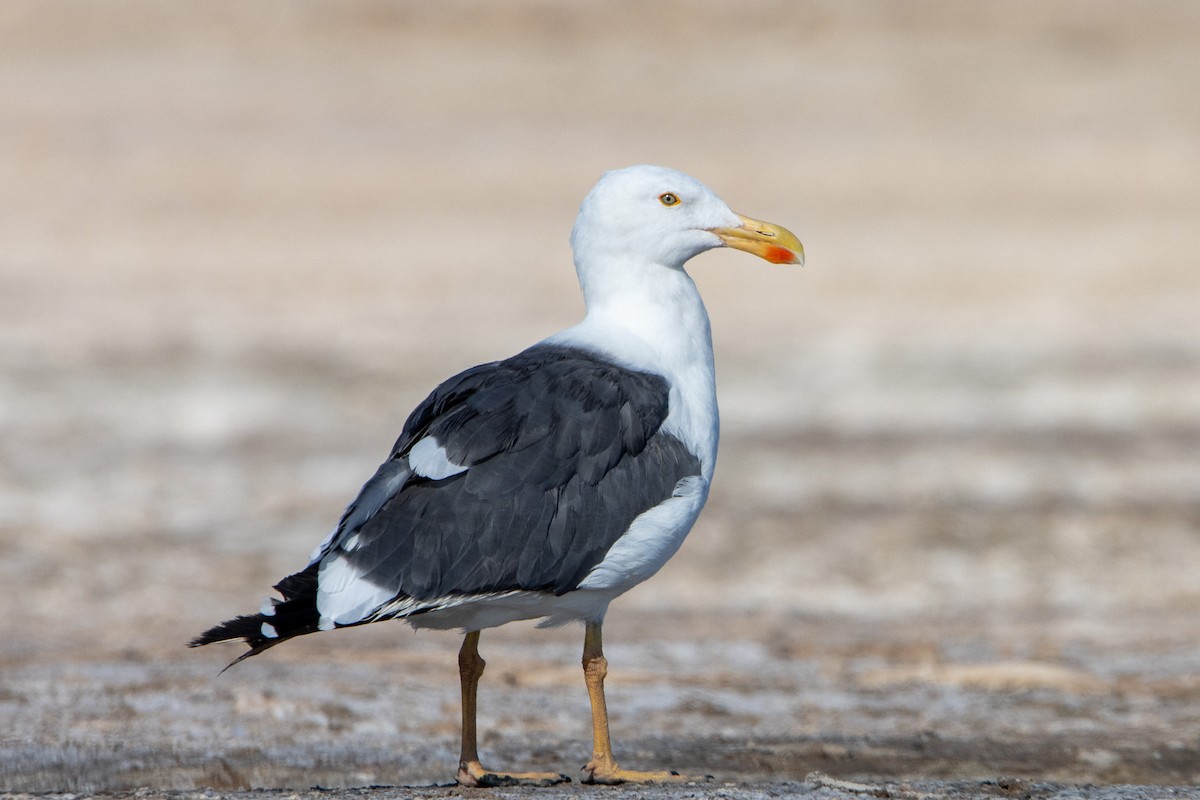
658;192;681;207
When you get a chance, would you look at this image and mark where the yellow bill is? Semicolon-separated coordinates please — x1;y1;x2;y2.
709;214;804;265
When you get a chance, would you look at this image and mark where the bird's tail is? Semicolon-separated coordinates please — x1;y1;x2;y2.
189;562;323;670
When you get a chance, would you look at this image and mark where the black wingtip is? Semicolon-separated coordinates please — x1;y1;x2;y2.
189;612;281;672
191;563;327;672
189;613;267;648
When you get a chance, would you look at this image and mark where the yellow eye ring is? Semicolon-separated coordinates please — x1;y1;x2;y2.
658;192;681;207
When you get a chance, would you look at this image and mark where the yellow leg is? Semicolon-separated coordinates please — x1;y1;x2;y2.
454;630;570;788
581;621;705;784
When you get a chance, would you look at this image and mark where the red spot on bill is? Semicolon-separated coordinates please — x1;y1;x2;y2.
764;245;799;264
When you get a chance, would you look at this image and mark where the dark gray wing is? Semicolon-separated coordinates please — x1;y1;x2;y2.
189;343;702;660
332;344;701;606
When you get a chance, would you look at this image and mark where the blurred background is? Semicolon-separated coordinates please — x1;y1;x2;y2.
2;0;1198;792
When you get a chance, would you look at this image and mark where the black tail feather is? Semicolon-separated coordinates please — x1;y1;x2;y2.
189;562;323;670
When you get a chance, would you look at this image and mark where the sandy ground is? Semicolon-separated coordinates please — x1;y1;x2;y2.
2;1;1199;797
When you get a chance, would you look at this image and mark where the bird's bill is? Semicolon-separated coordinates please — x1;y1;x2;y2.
709;214;804;266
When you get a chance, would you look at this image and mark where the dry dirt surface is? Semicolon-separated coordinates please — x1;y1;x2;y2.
2;2;1199;798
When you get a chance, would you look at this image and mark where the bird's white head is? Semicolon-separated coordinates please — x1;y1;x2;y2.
569;165;804;275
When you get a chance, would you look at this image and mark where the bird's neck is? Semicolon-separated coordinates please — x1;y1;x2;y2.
576;257;713;375
545;256;720;480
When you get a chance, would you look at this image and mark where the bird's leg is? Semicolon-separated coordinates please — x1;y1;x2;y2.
581;621;703;784
454;630;570;788
456;631;485;780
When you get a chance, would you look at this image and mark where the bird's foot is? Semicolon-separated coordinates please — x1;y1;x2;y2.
581;756;712;785
456;759;571;788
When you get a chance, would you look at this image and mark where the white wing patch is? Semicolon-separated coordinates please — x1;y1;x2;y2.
317;554;396;628
407;437;469;480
